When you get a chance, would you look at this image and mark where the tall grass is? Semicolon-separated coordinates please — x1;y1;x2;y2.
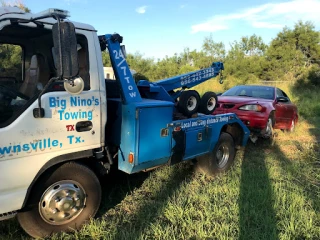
0;81;319;240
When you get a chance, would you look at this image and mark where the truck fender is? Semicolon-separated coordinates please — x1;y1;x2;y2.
221;123;246;148
20;150;93;210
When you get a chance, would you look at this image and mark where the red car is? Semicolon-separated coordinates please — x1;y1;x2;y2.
213;85;298;139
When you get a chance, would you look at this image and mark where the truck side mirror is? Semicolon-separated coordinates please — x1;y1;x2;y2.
52;21;84;95
34;21;83;118
52;21;79;78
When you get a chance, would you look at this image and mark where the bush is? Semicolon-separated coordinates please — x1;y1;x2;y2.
133;72;149;83
308;65;320;86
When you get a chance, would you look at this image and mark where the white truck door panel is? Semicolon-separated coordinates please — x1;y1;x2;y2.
0;90;101;213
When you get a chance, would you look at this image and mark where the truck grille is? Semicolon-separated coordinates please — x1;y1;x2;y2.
222;104;235;109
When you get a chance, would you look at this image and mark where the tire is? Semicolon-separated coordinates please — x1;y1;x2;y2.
262;115;276;145
17;162;101;238
287;118;296;133
199;91;218;115
178;90;200;117
196;132;235;176
263;117;274;139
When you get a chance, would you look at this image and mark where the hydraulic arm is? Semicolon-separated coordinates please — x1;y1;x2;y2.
101;33;142;104
100;33;224;103
155;62;224;91
100;33;224;116
137;62;224;102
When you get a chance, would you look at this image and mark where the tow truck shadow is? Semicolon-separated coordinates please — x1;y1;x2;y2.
239;135;320;240
239;77;320;240
0;218;24;240
101;163;194;240
96;169;150;218
239;140;279;240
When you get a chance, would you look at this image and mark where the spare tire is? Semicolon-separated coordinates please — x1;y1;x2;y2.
199;91;218;115
178;90;200;117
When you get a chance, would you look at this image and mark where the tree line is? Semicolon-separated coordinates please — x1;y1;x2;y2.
102;21;320;88
1;1;319;89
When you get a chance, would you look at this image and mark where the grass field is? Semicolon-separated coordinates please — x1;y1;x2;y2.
0;81;319;240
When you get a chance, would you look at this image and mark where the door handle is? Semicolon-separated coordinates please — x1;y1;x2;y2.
76;121;93;132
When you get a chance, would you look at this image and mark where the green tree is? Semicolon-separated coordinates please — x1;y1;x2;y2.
240;34;267;56
126;52;154;80
224;35;267;83
0;1;29;82
266;21;320;80
202;34;226;61
101;50;111;67
150;55;180;80
292;21;320;66
179;48;213;69
0;44;22;81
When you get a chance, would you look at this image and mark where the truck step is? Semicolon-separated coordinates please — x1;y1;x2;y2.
0;211;17;221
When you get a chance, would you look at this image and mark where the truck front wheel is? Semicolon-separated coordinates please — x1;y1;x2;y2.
196;132;235;176
17;162;101;238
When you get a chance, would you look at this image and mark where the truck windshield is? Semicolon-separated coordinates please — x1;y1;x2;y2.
0;43;25;125
0;23;53;127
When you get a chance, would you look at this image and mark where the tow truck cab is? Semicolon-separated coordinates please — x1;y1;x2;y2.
0;6;106;219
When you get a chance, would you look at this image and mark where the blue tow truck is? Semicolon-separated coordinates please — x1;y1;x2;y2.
102;33;249;175
0;8;249;238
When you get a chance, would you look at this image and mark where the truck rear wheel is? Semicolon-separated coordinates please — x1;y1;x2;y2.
178;90;200;117
199;91;218;115
17;162;101;238
196;132;235;176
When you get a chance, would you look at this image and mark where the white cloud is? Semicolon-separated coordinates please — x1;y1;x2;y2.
180;4;186;8
136;6;147;14
191;0;320;34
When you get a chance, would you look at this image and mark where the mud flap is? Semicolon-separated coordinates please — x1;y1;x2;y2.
170;130;186;165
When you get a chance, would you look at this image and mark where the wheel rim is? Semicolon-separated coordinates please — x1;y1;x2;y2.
265;118;273;137
39;180;86;225
290;119;295;131
187;96;197;111
216;144;229;168
206;97;216;111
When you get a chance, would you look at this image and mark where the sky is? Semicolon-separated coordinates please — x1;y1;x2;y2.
22;0;320;60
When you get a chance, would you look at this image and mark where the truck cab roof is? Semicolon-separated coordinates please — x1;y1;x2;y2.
0;7;96;32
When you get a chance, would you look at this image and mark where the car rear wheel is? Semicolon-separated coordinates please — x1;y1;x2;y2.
262;116;276;145
287;118;296;132
264;117;273;138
